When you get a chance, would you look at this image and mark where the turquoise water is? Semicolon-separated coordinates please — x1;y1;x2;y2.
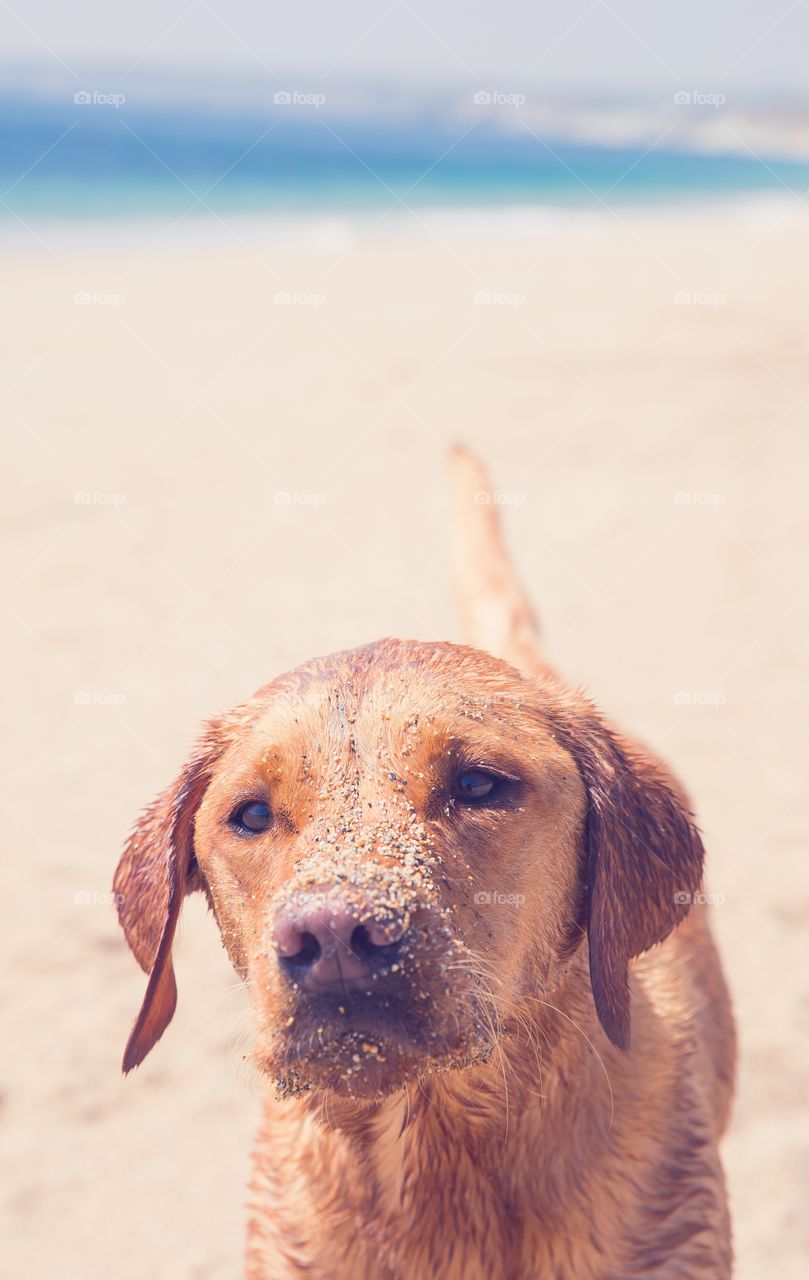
3;93;809;220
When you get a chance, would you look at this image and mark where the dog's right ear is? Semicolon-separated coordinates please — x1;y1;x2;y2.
113;733;220;1073
549;703;704;1051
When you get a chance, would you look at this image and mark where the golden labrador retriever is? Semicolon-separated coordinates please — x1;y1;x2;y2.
115;447;735;1279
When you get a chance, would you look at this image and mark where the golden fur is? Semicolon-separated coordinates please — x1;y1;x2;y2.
115;447;735;1278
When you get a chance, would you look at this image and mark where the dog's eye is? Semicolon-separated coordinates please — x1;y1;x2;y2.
455;769;502;803
230;800;271;834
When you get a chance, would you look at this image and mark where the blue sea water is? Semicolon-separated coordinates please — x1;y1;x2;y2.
2;91;809;224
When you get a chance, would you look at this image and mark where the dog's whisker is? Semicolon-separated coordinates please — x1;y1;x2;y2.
522;995;615;1129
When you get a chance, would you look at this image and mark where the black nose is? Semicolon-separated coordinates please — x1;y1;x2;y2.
273;893;407;993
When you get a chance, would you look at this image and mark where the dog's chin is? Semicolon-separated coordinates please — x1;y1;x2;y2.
258;1015;492;1101
274;1037;420;1100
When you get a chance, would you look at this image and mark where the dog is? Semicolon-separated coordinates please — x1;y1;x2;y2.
115;447;735;1279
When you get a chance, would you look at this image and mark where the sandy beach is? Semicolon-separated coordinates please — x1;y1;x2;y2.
3;202;808;1277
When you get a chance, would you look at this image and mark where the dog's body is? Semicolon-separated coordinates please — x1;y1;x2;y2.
116;449;734;1279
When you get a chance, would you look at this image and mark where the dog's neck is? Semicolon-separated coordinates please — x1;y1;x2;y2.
290;976;618;1268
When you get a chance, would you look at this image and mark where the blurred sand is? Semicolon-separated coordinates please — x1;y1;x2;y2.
2;205;808;1277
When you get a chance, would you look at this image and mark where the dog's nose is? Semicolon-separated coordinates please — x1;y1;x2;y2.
273;894;407;992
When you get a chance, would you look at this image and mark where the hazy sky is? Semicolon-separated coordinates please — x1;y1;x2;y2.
1;0;807;95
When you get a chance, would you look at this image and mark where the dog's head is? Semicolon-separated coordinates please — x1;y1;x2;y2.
115;639;703;1097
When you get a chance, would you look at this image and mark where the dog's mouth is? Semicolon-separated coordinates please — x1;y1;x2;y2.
257;986;493;1100
250;885;498;1099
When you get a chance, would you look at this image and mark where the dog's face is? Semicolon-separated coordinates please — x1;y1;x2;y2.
193;644;586;1097
115;640;703;1098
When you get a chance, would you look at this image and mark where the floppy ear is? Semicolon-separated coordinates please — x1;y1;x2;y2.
559;713;704;1050
113;740;217;1073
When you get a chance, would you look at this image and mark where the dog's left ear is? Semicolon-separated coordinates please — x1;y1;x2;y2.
113;733;219;1073
558;711;704;1050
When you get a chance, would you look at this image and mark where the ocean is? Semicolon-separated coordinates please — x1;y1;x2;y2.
2;86;808;232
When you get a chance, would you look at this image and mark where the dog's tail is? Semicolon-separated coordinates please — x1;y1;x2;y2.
450;444;549;677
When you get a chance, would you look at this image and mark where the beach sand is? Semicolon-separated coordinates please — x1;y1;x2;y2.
2;203;807;1276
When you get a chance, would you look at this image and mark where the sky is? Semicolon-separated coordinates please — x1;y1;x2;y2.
0;0;807;97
